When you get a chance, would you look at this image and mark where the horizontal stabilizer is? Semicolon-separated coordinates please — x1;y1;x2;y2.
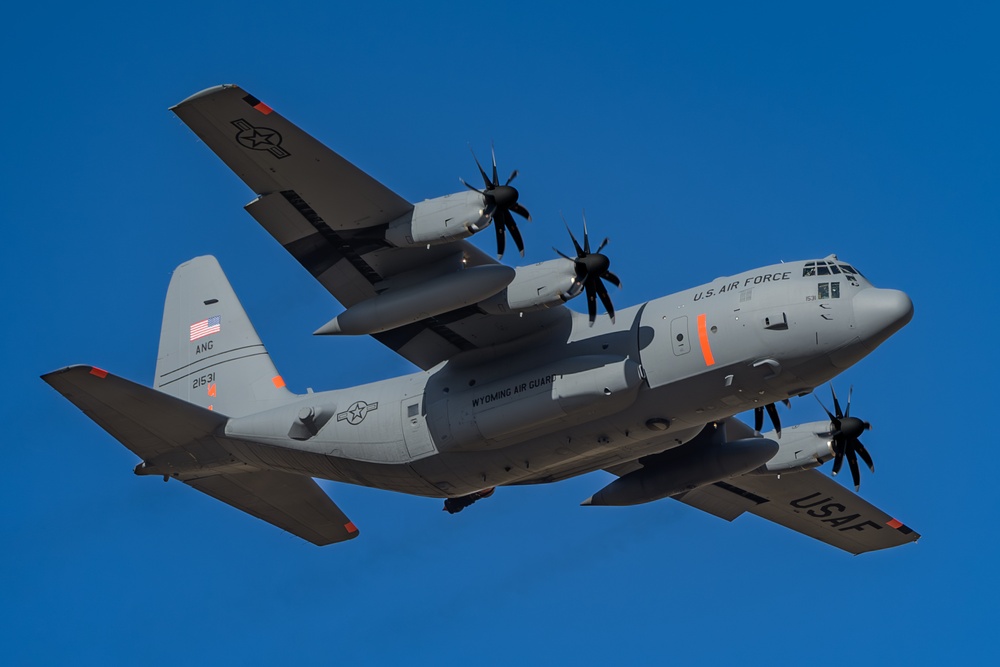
42;365;227;461
43;365;359;545
187;470;359;546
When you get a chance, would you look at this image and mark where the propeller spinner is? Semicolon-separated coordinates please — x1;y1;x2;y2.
554;215;621;325
461;145;531;259
816;385;875;491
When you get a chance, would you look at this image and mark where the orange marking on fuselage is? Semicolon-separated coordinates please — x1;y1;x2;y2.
272;376;286;388
697;314;716;366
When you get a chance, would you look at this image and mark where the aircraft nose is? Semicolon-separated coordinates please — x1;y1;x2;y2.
852;288;913;345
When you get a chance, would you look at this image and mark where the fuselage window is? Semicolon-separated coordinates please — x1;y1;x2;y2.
817;265;831;276
831;281;840;298
829;264;841;274
803;262;817;277
818;282;830;299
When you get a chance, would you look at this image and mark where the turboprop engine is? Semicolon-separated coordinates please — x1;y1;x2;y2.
749;420;837;474
385;190;490;247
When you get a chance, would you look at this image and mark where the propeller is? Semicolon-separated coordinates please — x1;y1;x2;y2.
554;214;621;325
461;145;531;259
816;385;874;491
754;399;791;438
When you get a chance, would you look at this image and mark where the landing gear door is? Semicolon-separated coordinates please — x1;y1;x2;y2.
402;396;435;459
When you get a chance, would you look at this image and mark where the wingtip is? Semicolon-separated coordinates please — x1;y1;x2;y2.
580;496;593;506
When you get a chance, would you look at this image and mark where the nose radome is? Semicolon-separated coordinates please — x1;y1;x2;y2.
853;288;914;342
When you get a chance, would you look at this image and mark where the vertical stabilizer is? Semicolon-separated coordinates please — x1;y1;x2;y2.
154;256;295;416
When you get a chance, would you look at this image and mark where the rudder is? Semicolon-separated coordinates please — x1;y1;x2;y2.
154;255;295;416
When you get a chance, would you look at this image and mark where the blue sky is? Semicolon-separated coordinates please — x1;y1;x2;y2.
5;1;998;664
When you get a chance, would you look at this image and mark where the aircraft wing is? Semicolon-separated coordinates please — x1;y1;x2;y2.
42;365;358;546
171;84;565;370
676;471;919;555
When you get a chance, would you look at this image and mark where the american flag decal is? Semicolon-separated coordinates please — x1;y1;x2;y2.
190;315;221;341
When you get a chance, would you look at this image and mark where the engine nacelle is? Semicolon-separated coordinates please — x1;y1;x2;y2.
478;258;578;314
385;190;489;247
751;421;836;474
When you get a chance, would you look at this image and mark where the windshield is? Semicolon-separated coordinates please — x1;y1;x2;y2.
802;260;864;278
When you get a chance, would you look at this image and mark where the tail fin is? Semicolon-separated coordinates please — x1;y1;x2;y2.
154;256;295;416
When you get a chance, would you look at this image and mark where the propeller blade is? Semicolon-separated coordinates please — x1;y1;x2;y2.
754;406;764;433
565;221;585;257
846;445;861;491
460;178;486;195
506;169;518;186
585;281;598;325
471;149;492;189
554;248;575;262
815;395;836;422
490;144;498;186
831;442;845;476
853;438;875;473
503;209;525;257
582;213;591;253
846;386;853;418
595;237;609;254
831;385;843;419
594;277;615;324
494;214;506;258
765;402;782;438
509;202;532;221
601;270;622;288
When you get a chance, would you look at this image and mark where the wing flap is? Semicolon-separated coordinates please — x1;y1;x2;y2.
681;471;919;554
185;470;359;546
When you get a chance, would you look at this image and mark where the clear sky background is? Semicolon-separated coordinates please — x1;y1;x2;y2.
5;2;998;664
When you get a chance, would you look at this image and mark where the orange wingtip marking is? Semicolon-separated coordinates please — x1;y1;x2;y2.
272;375;286;388
253;101;273;115
696;314;716;366
344;522;358;533
887;518;903;529
89;367;108;378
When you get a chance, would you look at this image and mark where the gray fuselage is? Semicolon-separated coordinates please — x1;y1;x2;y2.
224;257;912;498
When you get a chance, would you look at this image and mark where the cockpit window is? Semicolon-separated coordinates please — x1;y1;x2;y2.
818;281;841;299
804;260;865;279
838;264;863;277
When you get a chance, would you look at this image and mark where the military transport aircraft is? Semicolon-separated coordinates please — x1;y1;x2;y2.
43;84;919;554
